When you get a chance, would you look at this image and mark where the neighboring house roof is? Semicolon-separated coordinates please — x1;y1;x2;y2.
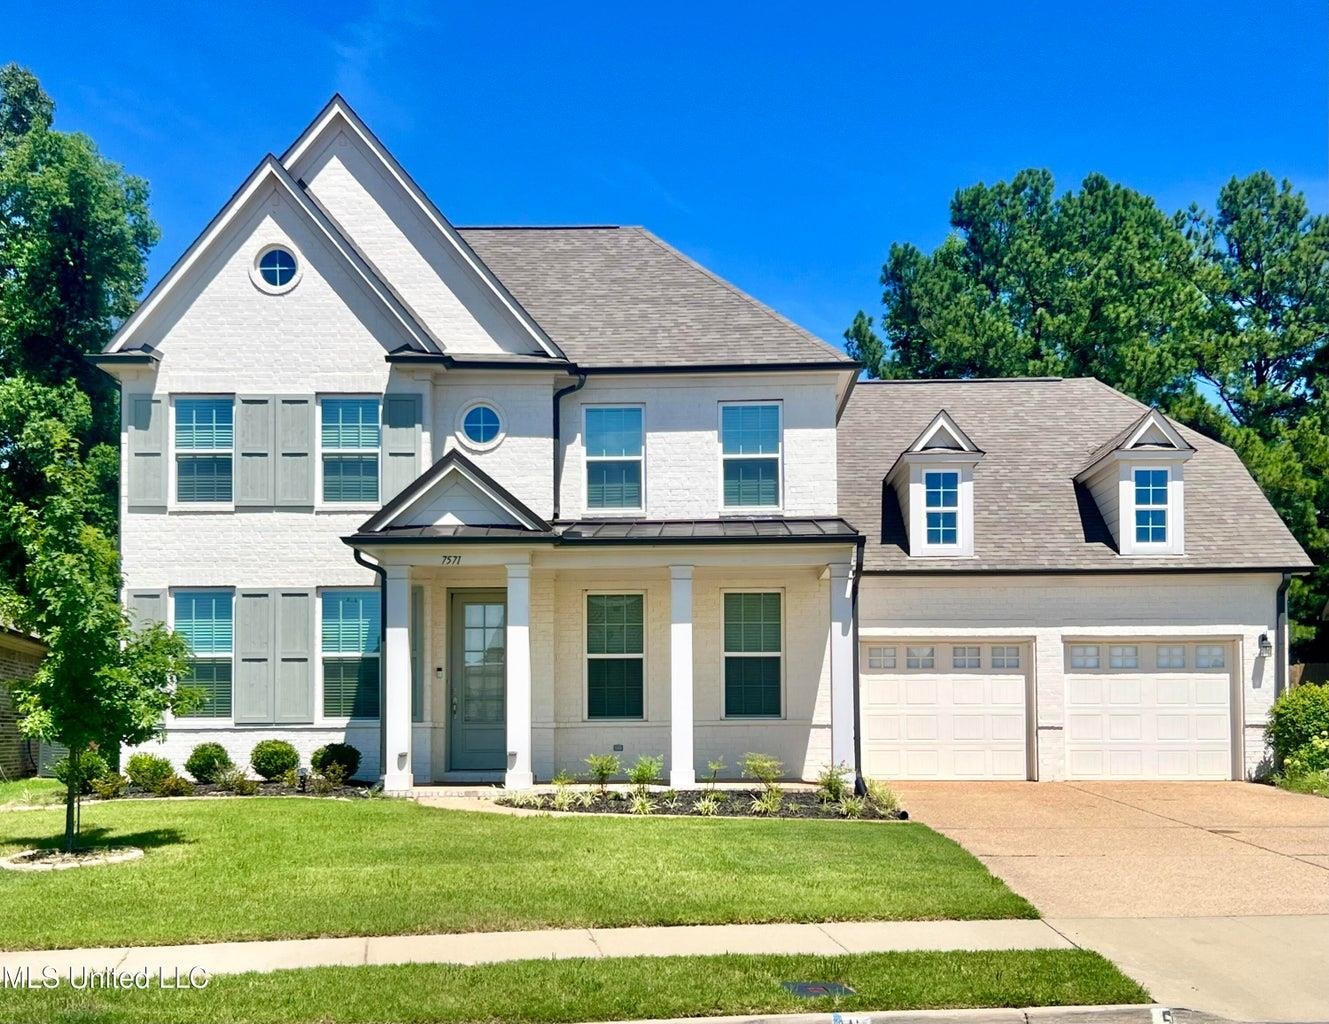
839;377;1313;574
457;226;857;370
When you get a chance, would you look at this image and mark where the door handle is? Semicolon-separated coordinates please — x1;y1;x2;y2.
451;698;458;716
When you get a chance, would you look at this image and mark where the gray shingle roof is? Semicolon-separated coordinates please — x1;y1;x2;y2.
839;377;1312;573
457;227;855;369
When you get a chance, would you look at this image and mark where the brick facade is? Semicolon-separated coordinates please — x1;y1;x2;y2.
0;633;42;778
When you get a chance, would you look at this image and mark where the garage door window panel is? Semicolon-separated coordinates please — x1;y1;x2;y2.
952;645;981;669
1070;645;1101;670
906;646;935;670
991;645;1021;670
1156;645;1186;669
1109;645;1139;669
866;646;896;670
1196;645;1226;669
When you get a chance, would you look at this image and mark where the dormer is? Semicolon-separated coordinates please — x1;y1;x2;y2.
1076;408;1194;556
886;410;983;558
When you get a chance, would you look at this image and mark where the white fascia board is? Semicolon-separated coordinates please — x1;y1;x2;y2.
364;458;547;534
1123;409;1193;452
281;97;564;360
909;409;981;454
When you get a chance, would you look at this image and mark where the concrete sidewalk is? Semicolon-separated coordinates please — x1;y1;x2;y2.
0;919;1071;978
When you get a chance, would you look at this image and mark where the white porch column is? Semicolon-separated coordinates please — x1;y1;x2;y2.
505;561;534;789
829;561;856;772
669;565;696;788
382;565;414;793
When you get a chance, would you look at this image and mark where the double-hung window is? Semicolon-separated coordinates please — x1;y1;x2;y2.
1134;468;1169;544
586;594;644;718
322;398;381;503
175;398;234;503
321;590;380;718
721;404;780;509
925;471;959;545
585;407;644;511
174;590;233;717
723;592;781;716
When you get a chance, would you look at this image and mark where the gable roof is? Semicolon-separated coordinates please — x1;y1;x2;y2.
457;226;858;370
839;377;1312;573
104;155;440;356
1077;407;1195;479
907;409;982;454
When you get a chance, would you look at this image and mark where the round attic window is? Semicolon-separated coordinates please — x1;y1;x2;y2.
457;402;505;451
251;245;301;293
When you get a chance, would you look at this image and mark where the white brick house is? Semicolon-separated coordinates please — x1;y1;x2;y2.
94;98;1310;790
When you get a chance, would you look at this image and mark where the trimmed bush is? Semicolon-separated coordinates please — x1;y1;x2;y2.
91;773;128;800
311;743;361;779
250;740;300;781
215;766;259;796
126;753;174;791
185;742;234;783
154;773;195;797
1267;684;1329;764
53;749;112;795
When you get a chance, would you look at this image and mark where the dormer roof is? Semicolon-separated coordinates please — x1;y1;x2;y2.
909;409;983;454
1075;408;1194;481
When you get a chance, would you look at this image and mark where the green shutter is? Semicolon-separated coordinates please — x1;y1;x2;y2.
274;591;313;724
381;394;421;501
127;396;166;507
233;590;274;724
275;396;314;507
235;395;274;507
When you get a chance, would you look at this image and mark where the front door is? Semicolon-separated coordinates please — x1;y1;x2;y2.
448;590;507;771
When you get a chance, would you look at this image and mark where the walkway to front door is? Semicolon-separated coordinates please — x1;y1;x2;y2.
448;590;506;771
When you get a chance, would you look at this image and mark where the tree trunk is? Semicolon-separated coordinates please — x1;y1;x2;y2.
63;746;79;853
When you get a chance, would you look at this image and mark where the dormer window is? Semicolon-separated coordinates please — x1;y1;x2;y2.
1133;468;1169;544
887;409;981;558
925;471;959;545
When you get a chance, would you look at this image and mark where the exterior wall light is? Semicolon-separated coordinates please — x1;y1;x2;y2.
1258;633;1273;657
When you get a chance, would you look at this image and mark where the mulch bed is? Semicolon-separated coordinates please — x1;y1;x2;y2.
501;788;908;820
81;780;375;802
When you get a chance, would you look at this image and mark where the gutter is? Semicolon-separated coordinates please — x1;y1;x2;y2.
353;548;389;787
851;535;867;796
1275;572;1292;697
551;372;588;519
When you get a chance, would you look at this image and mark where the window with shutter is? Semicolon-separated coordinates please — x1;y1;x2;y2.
321;590;381;718
175;398;234;503
175;590;233;718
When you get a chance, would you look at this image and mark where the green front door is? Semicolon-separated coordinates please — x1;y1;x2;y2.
448;590;507;771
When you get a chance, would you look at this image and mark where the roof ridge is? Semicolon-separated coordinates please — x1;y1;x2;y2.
857;376;1065;384
456;224;625;231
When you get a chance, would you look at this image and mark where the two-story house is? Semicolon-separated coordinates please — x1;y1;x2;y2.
94;98;1311;789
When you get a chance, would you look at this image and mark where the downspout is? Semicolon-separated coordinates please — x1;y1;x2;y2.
551;372;587;520
851;535;867;796
353;548;389;784
1274;572;1292;697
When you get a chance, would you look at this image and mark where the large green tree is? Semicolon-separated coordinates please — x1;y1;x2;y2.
849;169;1329;656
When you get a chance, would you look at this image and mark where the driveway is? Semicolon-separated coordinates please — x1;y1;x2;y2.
895;781;1329;1022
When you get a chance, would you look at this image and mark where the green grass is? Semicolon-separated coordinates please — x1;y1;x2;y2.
1276;770;1329;797
0;951;1149;1024
0;776;63;808
0;798;1034;948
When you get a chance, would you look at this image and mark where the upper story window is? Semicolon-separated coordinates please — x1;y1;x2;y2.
925;471;960;545
321;398;380;503
457;401;505;452
251;244;301;294
721;403;781;509
585;406;644;511
1134;468;1169;544
174;590;233;718
175;397;234;503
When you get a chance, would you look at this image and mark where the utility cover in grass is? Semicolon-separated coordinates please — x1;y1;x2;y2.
781;981;856;997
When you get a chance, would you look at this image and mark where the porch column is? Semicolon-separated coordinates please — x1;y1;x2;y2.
669;565;696;787
829;561;856;771
505;561;534;789
382;565;414;793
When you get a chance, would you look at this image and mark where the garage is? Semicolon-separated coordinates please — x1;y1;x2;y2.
860;641;1030;780
1063;641;1235;780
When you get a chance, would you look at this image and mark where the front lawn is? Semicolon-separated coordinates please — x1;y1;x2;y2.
0;951;1149;1024
0;776;62;809
0;798;1034;948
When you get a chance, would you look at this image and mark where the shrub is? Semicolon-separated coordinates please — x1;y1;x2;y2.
705;758;726;790
574;789;596;809
628;793;655;815
740;751;783;792
184;743;234;783
216;767;258;795
126;753;174;791
250;740;300;781
585;753;622;795
660;788;681;811
311;743;361;779
280;767;301;789
551;769;576;786
626;754;664;795
865;778;899;815
311;762;347;796
695;793;721;816
154;773;195;797
749;787;783;816
1267;685;1329;764
53;749;112;795
551;786;576;812
91;774;128;800
1284;733;1329;777
816;762;851;804
838;795;867;819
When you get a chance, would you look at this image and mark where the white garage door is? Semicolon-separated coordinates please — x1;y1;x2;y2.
1064;641;1233;780
860;642;1028;780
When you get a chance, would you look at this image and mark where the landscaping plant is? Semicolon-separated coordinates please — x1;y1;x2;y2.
125;753;174;791
216;767;258;796
627;754;664;795
628;793;655;815
865;778;900;815
750;787;784;816
311;743;361;779
52;747;111;795
816;762;852;804
695;793;721;816
184;742;234;783
706;757;726;790
584;753;621;796
739;751;783;792
90;773;127;800
838;795;867;819
310;762;346;796
251;740;300;781
1266;684;1329;766
154;773;195;797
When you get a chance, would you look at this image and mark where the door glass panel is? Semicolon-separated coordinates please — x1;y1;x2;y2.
461;602;505;724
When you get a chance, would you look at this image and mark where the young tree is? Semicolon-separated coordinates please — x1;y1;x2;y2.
1;379;194;851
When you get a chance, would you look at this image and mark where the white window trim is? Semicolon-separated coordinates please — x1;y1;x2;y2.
319;585;382;725
455;399;508;454
168;586;236;724
170;394;236;512
583;589;647;722
718;401;783;514
249;242;303;295
315;394;383;513
720;587;785;720
905;459;977;557
1118;460;1186;556
582;404;645;516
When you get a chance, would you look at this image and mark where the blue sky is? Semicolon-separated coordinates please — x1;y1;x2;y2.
11;1;1328;350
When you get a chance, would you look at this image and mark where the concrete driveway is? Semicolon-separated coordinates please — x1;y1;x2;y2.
895;781;1329;1022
